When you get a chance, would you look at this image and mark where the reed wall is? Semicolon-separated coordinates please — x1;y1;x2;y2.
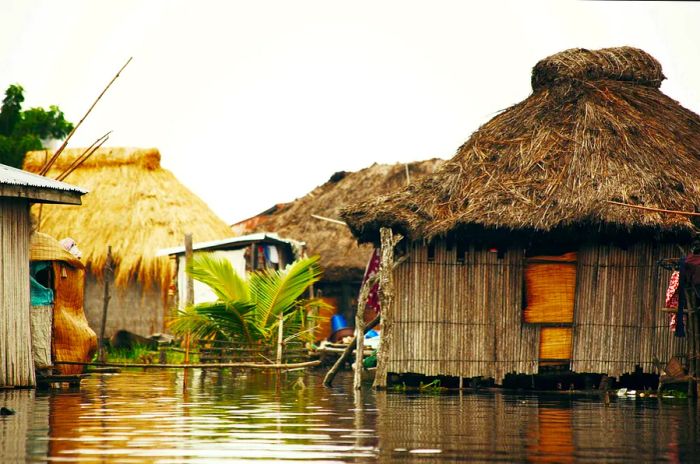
389;241;538;383
388;239;683;383
0;199;35;387
571;242;684;376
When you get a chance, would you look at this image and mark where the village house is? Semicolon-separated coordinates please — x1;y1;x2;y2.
231;159;442;337
342;47;700;385
0;163;85;387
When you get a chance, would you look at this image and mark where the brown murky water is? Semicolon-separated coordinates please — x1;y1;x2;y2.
1;369;698;462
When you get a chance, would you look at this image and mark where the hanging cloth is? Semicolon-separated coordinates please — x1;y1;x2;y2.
362;249;381;317
675;257;686;337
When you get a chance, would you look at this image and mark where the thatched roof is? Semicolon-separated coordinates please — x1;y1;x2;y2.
234;159;442;281
342;47;700;243
23;148;233;288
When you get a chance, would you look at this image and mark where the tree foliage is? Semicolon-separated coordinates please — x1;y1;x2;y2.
0;84;73;168
169;254;329;347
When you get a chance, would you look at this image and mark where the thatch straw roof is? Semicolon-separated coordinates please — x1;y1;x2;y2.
235;159;442;281
23;148;233;288
342;47;700;243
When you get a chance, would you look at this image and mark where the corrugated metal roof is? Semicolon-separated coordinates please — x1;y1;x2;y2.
157;232;305;256
0;163;87;194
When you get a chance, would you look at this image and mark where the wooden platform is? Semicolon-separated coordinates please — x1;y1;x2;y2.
36;373;89;389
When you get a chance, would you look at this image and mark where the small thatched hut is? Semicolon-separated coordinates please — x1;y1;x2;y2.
23;148;233;338
342;47;700;383
232;160;442;320
0;163;85;387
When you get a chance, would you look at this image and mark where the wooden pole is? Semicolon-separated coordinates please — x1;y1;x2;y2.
98;246;112;363
56;359;321;369
373;228;402;390
39;57;132;176
276;313;284;365
606;200;700;217
184;233;194;364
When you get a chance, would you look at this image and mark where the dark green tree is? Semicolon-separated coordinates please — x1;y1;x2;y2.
0;84;73;168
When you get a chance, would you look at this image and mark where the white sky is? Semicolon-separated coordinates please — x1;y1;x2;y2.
2;0;699;224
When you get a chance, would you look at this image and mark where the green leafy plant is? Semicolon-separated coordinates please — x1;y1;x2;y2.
169;254;327;348
0;84;73;168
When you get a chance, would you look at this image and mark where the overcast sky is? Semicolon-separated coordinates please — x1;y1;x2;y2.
2;0;699;224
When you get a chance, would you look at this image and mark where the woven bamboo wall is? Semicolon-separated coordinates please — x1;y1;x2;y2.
571;242;685;376
390;241;538;383
0;199;35;387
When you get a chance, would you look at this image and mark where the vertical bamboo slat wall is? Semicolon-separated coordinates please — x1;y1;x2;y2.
571;242;684;376
0;199;35;387
390;240;538;383
389;239;683;383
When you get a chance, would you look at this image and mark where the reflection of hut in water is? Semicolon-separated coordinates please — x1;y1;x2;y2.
23;148;233;338
29;232;97;376
232;160;442;328
0;163;85;387
343;47;700;384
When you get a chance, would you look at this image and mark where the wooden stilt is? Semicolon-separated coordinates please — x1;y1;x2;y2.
373;228;402;390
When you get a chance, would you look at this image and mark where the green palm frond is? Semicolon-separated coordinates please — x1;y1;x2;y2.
187;253;249;301
249;256;323;330
169;304;226;340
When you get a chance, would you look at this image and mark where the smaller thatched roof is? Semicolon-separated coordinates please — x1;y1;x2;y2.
23;147;234;288
235;159;442;281
342;47;700;244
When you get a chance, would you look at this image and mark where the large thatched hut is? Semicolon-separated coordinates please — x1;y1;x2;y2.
342;47;700;384
232;160;442;321
23;148;233;338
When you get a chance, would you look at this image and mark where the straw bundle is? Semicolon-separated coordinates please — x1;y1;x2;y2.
24;148;233;289
342;47;700;243
238;159;442;282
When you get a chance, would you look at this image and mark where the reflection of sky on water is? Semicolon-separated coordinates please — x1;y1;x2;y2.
0;369;698;462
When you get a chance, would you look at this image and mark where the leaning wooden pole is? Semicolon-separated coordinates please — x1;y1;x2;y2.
40;57;132;176
373;228;401;390
323;314;381;387
98;246;112;363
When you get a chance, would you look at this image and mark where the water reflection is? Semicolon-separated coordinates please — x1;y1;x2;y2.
0;370;698;462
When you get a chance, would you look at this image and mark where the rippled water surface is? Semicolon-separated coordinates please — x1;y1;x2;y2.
1;369;699;462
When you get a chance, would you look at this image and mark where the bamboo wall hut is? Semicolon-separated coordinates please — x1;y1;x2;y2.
342;47;700;384
23;148;233;338
231;160;442;321
0;163;84;387
29;232;97;376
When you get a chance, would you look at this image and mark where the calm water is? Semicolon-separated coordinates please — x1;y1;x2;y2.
1;369;698;463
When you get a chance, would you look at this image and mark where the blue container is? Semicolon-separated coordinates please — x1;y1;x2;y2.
330;314;349;333
365;329;379;339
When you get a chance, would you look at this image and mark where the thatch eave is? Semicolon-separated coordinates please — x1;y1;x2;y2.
341;47;700;245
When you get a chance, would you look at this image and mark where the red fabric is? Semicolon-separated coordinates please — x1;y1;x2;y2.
665;271;680;309
362;249;381;319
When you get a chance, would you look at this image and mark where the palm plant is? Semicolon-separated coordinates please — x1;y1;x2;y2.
169;253;326;347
